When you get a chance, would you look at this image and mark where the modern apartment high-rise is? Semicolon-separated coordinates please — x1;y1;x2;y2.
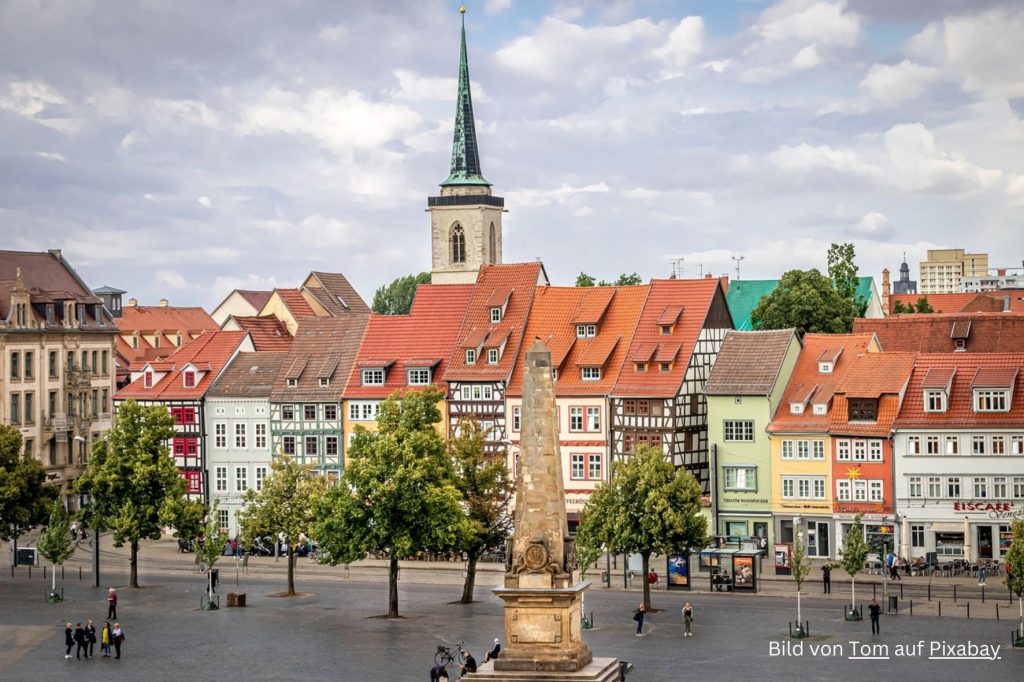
919;248;989;294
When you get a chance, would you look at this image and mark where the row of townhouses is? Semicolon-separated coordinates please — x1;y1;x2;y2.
708;313;1024;565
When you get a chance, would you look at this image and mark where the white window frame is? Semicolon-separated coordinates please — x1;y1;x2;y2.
924;390;947;412
214;423;226;449
487;349;499;364
576;324;596;339
973;477;988;498
465;349;476;364
235;466;247;492
586;407;601;432
490;307;502;323
992;435;1005;455
927;476;941;498
407;368;431;385
587;454;602;481
836;479;851;501
974;389;1009;412
570;454;585;480
1014;477;1024;499
362;368;385;386
724;466;756;492
234;423;246;449
868;440;883;462
1012;436;1024;455
255;423;267;449
215;466;227;492
907;436;920;455
836;440;851;461
972;435;986;455
255;466;267;492
723;420;754;442
869;480;883;502
569;407;583;432
945;436;959;455
581;367;601;381
512;406;521;432
993;477;1007;498
909;476;922;498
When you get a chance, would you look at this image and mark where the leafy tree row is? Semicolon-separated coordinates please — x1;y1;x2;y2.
575;272;644;287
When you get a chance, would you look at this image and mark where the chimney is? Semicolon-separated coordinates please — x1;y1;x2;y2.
127;298;138;307
719;275;729;292
159;298;169;307
881;268;891;315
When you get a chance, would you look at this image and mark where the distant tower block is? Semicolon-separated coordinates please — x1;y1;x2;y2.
428;6;504;285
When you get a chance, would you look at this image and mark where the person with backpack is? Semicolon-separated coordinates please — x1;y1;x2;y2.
633;603;646;636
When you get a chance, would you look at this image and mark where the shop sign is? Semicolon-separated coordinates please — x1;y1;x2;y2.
953;501;1023;519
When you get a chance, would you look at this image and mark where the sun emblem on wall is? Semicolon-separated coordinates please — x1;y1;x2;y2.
846;467;862;480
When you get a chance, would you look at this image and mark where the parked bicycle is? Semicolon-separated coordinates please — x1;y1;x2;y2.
434;642;468;667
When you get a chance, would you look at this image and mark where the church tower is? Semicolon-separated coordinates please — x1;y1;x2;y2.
428;7;504;284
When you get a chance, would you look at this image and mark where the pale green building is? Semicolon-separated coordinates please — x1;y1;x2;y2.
705;329;801;546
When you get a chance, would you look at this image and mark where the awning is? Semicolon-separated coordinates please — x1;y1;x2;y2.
929;522;963;533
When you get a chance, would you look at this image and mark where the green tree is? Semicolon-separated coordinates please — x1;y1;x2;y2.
575;272;596;287
451;418;513;604
37;498;75;599
915;296;934;313
195;502;229;605
315;388;467;617
827;242;859;302
1004;518;1024;639
74;401;183;588
838;514;869;617
751;269;857;335
614;272;644;286
239;455;328;596
891;300;912;314
371;272;431;315
576;445;707;610
160;495;206;544
0;424;55;543
790;527;811;631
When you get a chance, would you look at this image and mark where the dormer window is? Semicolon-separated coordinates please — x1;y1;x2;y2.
144;370;154;388
487;349;499;364
790;403;804;415
465;349;476;364
974;389;1008;412
490;307;502;323
849;398;878;421
319;378;330;387
818;362;833;374
634;362;646;372
581;367;601;381
407;368;431;386
46;305;55;324
659;362;671;373
576;324;596;339
953;338;966;352
812;403;827;415
660;324;672;335
183;370;196;388
362;369;385;386
154;335;160;348
132;335;139;349
77;305;85;326
287;378;298;387
924;390;947;413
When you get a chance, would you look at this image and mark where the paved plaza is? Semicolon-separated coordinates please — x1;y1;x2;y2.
1;540;1021;681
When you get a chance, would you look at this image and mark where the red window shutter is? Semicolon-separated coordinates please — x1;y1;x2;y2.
186;438;198;456
183;407;196;424
173;438;185;455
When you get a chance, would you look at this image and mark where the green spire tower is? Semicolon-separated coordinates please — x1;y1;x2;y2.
443;6;489;187
428;5;505;285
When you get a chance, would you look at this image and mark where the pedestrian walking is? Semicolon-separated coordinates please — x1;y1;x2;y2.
64;623;74;659
107;587;117;619
70;522;78;542
111;623;124;659
682;602;694;637
74;622;86;659
821;563;832;594
633;603;646;636
101;622;111;657
868;598;881;635
85;620;96;658
978;566;986;587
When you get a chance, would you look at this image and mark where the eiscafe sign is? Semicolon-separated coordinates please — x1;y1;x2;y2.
953;502;1023;519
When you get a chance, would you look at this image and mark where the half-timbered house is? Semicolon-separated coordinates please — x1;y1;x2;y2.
610;277;733;493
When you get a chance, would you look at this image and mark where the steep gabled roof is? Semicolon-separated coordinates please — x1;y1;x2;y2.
236;290;274;310
274;288;317;320
229;316;293;352
116;331;250;401
612;278;726;397
767;333;876;433
116;306;217;334
346;284;473;399
306;271;371;316
705;329;798;396
507;285;648;396
829;352;916;437
270;316;367;402
443;263;544;383
853;312;1024;353
0;250;110;328
897;353;1024;429
208;352;288;399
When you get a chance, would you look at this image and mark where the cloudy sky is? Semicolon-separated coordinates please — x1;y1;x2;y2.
2;0;1023;309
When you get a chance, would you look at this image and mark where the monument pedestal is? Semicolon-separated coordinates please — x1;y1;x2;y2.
490;583;592;673
463;657;621;682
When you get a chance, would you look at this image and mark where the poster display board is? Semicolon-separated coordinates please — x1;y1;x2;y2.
666;554;691;590
774;543;791;576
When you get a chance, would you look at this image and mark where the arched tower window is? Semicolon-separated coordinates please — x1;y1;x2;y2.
488;223;497;264
451;225;466;265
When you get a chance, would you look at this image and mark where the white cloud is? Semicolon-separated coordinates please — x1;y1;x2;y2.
507;182;611;207
1005;175;1024;206
154;270;188;290
484;0;512;15
860;60;942;102
36;151;66;162
653;17;705;75
0;80;65;118
197;196;212;208
853;211;890;236
754;0;861;47
791;44;821;70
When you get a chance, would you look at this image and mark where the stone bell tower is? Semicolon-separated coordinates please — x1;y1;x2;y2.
428;6;504;285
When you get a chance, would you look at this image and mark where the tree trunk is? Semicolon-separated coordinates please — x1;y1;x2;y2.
286;547;295;596
641;551;651;610
797;589;802;624
851;576;856;612
52;562;57;592
388;557;400;618
460;550;479;604
129;541;139;588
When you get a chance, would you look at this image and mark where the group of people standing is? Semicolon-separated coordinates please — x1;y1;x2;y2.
632;602;695;638
62;588;125;661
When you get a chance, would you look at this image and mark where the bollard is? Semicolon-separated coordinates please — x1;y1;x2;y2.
28;566;31;579
953;585;957;602
62;566;65;579
900;583;904;599
996;604;1000;620
872;583;877;598
43;566;47;579
982;587;986;603
939;601;942;617
928;584;931;601
909;600;913;616
590;611;595;627
966;602;970;619
79;566;82;581
9;566;13;578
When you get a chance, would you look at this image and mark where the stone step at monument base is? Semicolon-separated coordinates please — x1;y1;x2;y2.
463;657;622;682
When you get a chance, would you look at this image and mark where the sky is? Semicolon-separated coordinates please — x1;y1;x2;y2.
2;0;1023;309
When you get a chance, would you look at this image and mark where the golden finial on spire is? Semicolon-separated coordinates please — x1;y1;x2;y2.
460;4;466;13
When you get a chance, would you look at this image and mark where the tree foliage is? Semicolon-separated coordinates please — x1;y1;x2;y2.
751;269;856;335
575;272;596;287
38;497;75;594
371;272;431;315
195;501;230;601
576;445;707;609
838;514;869;610
575;272;644;287
450;418;513;604
827;242;859;303
891;297;933;314
160;496;207;542
914;296;934;313
790;526;811;625
1003;518;1024;634
239;455;327;596
0;424;56;541
315;388;467;617
73;401;183;588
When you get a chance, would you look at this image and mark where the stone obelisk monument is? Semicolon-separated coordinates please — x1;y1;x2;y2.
468;340;618;681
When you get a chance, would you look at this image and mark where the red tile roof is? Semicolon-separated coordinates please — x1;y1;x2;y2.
612;278;725;397
972;366;1018;389
896;353;1024;429
507;285;648;396
767;334;876;433
920;367;956;390
443;263;544;383
271;316;367;402
853;312;1024;353
346;284;473;399
274;289;317;320
229;316;293;351
116;306;217;334
890;290;1024;314
208;352;288;398
829;352;915;437
116;331;250;401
